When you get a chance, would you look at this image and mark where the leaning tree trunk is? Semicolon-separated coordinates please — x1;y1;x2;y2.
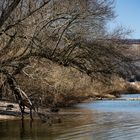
0;69;34;119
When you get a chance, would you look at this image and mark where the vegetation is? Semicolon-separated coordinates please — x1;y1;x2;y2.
0;0;138;118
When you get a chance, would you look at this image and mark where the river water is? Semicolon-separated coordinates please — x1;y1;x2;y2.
1;94;140;140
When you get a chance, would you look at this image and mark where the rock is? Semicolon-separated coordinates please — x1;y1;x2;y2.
6;104;14;111
50;107;59;112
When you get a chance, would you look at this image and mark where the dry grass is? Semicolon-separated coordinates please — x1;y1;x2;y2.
3;58;127;107
1;58;133;107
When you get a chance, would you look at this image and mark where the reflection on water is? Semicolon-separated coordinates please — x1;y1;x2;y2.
1;94;140;140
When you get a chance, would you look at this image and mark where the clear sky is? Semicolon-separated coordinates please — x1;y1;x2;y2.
108;0;140;39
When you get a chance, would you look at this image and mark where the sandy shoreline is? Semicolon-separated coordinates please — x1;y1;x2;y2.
0;100;90;121
0;115;18;120
0;101;30;120
0;100;64;121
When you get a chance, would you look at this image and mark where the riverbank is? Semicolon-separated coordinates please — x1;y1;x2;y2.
0;100;84;121
0;96;115;120
1;86;140;120
0;101;24;120
0;95;125;120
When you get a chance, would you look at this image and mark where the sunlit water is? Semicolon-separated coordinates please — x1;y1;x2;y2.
1;94;140;140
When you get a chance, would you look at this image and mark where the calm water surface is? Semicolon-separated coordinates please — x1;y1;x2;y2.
1;94;140;140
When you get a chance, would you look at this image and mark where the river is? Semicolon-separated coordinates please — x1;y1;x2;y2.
1;94;140;140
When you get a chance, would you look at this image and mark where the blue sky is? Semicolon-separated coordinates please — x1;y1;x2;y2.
108;0;140;39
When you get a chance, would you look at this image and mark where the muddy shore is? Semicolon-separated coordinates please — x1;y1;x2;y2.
0;101;35;120
0;100;83;121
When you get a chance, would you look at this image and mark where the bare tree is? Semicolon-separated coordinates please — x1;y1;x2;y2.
0;0;135;119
